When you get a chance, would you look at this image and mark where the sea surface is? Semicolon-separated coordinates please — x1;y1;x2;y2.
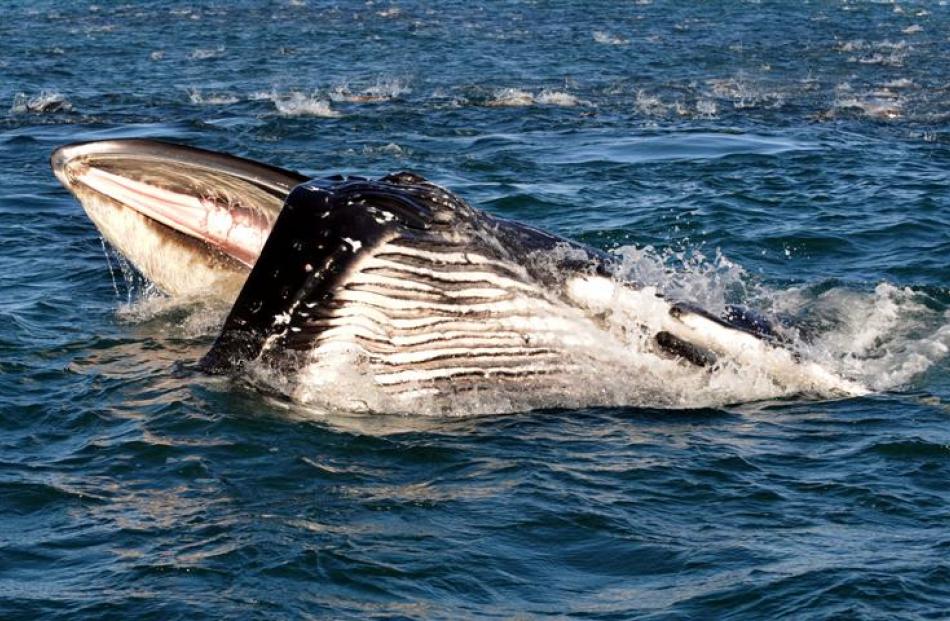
2;0;949;618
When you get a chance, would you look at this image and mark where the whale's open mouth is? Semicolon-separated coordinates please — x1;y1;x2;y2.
51;139;307;294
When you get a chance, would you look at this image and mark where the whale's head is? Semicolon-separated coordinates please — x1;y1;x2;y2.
51;139;306;302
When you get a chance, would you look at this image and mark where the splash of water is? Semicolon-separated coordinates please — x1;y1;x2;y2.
187;88;239;105
11;90;72;114
263;91;341;117
487;88;585;108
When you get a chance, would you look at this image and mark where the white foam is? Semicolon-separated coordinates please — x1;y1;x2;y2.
833;83;903;119
837;40;865;53
249;91;274;101
358;143;408;158
695;99;718;118
779;283;950;392
535;90;581;107
103;249;229;340
633;90;668;116
634;90;688;117
706;77;785;110
484;87;586;108
883;78;913;88
840;39;909;67
117;290;230;340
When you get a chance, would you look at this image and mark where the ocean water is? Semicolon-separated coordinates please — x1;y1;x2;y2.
2;0;949;618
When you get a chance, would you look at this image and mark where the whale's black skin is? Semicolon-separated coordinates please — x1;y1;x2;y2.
200;172;616;374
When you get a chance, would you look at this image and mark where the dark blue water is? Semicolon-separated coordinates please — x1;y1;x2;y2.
2;1;949;618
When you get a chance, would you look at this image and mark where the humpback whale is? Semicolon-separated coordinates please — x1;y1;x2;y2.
52;139;867;412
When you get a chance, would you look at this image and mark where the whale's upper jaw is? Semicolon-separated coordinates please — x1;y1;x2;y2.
50;139;307;300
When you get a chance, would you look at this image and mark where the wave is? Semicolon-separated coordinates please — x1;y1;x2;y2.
779;282;950;392
328;78;410;103
634;90;688;117
376;6;401;18
187;89;239;106
833;97;902;120
359;142;408;157
706;77;786;111
831;83;903;120
23;76;933;125
11;90;72;114
189;47;225;61
487;88;585;108
883;78;913;88
838;39;910;67
536;91;582;107
257;91;341;117
487;88;535;107
602;247;948;398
